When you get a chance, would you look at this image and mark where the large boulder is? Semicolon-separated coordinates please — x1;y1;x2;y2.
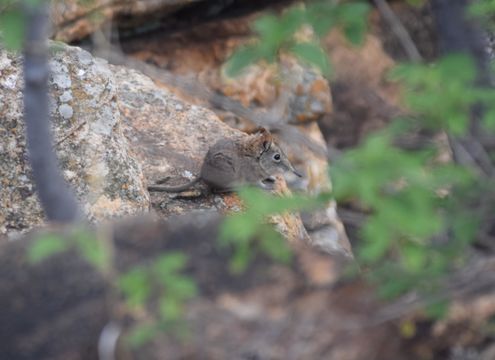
112;62;309;243
0;42;312;246
0;44;149;235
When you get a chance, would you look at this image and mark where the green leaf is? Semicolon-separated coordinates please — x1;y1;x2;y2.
424;300;449;319
468;0;495;17
401;243;426;273
337;2;370;45
153;252;187;277
258;225;292;264
127;323;158;348
484;108;495;130
159;297;182;322
253;13;280;38
27;234;69;264
220;213;259;245
343;22;366;45
74;231;109;272
163;275;198;299
305;2;337;36
225;45;263;77
290;42;331;76
237;187;318;216
0;8;25;50
118;268;151;307
230;240;252;274
278;6;305;38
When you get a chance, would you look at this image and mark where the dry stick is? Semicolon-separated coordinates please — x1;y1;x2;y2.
55;120;87;146
23;0;81;222
373;0;422;62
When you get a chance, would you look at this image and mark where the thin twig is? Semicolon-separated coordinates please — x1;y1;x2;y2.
55;121;87;147
374;0;422;62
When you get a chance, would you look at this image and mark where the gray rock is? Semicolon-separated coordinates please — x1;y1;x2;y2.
0;45;149;235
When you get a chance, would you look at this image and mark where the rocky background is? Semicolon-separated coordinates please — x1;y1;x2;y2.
1;0;494;359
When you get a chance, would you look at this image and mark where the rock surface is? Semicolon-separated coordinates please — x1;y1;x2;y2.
51;0;200;42
0;42;315;246
121;14;352;258
0;44;149;235
113;63;309;243
319;30;402;149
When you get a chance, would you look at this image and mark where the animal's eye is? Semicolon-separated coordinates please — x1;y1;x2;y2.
273;153;281;161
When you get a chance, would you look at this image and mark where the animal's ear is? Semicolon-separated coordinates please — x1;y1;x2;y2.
254;127;272;152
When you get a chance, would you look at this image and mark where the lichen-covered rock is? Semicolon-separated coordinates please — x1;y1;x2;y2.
51;0;200;42
0;44;149;235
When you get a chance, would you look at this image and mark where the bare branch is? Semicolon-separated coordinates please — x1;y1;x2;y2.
373;0;422;62
22;0;81;222
431;0;495;175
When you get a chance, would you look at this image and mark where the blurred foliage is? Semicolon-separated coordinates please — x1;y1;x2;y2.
391;55;495;134
220;187;321;273
225;0;370;76
330;52;489;300
469;0;495;26
118;252;198;347
28;233;69;263
28;228;110;272
28;230;197;347
0;0;25;50
224;0;495;318
1;0;47;48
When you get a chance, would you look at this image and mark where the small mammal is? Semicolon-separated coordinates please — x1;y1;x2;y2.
148;128;301;193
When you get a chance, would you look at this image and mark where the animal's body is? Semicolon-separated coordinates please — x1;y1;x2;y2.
148;128;300;193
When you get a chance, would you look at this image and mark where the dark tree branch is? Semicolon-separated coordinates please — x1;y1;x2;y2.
431;0;495;176
431;0;491;85
23;0;81;223
373;0;422;62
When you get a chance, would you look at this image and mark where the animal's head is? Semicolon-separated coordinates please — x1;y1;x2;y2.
249;128;302;177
